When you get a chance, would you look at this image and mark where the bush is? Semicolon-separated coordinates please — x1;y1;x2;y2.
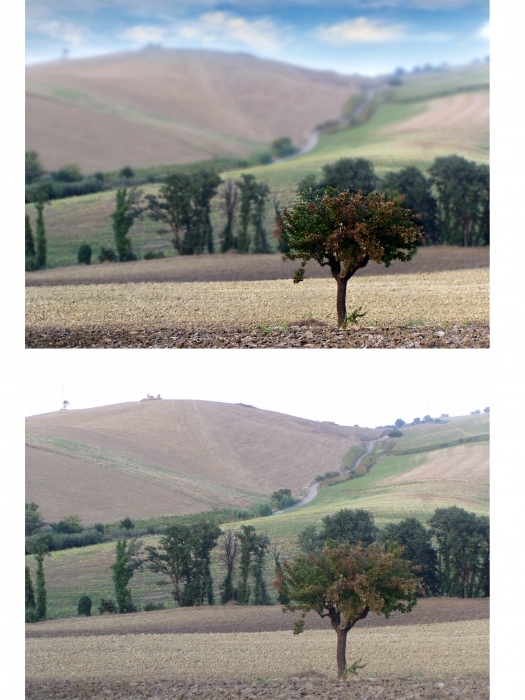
51;515;83;534
93;522;105;533
25;529;108;554
98;598;117;614
120;166;135;179
144;601;165;611
144;250;165;259
77;595;92;616
77;243;92;265
99;247;118;263
385;429;403;438
279;495;296;509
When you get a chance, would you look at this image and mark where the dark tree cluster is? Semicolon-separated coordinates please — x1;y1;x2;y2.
296;506;489;599
219;174;271;253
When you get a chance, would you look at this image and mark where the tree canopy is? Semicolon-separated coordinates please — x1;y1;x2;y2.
277;189;423;326
275;542;422;678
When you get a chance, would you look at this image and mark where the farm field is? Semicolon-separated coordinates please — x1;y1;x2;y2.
25;269;490;348
26;400;373;524
26;246;489;286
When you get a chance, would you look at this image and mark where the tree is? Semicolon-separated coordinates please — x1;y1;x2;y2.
381;167;438;244
31;535;52;621
251;181;270;253
77;243;92;265
321;158;378;195
51;514;83;534
251;531;271;605
381;518;438;595
120;165;135;179
25;566;37;622
321;509;378;547
181;521;221;606
219;178;238;252
53;164;83;182
237;524;258;604
77;595;92;616
26;151;44;185
34;189;50;269
146;173;192;254
111;538;142;613
237;174;258;253
427;507;489;598
297;525;323;556
145;524;191;606
25;215;36;259
270;543;289;604
395;419;406;428
428;156;489;247
119;517;135;532
111;188;142;262
271;137;296;159
277;189;423;327
275;542;422;678
25;502;44;536
219;529;239;604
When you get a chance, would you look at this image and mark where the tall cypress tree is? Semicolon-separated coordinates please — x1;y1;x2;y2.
35;199;47;269
25;215;35;258
237;525;257;604
25;566;37;622
35;551;48;620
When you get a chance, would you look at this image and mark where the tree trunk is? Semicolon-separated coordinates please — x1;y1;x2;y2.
336;278;348;328
336;629;348;678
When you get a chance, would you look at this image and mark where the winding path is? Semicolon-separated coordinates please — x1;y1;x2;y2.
272;439;377;516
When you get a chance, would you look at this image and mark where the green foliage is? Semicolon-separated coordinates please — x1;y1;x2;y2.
93;523;105;533
343;306;367;327
271;489;297;510
33;536;52;621
77;243;92;265
120;166;135;179
315;471;340;482
275;542;422;678
111;539;143;613
428;155;489;246
111;188;142;261
381;167;438;244
25;566;37;622
237;524;258;604
25;502;44;536
144;250;165;259
321;508;378;547
53;164;83;183
297;525;323;556
51;514;84;534
321;157;378;195
119;517;135;531
395;419;406;428
343;658;367;678
25;215;36;260
98;598;117;614
26;151;44;185
278;189;423;326
98;246;118;262
144;601;165;611
35;195;48;269
385;429;403;438
271;137;297;159
219;529;238;604
26;177;106;202
26;528;108;554
381;517;438;595
77;595;92;616
427;506;489;598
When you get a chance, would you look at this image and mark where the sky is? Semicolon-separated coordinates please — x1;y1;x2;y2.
26;0;490;75
25;350;489;427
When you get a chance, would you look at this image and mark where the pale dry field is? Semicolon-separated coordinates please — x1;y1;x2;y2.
26;50;364;171
384;92;489;135
382;443;490;486
26;619;489;683
25;269;489;331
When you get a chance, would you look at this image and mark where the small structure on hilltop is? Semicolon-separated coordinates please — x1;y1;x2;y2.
441;413;449;418
141;393;162;401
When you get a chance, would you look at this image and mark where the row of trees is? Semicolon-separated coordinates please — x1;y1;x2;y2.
296;506;489;599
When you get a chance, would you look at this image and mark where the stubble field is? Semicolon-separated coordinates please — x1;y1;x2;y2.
26;601;489;699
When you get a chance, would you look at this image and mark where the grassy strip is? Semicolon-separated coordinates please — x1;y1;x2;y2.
391;434;489;456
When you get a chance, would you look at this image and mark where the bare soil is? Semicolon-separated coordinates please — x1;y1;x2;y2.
384;92;489;135
26;247;489;287
26;323;490;349
26;598;489;638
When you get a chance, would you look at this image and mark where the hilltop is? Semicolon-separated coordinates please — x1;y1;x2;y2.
26;399;377;524
26;49;367;172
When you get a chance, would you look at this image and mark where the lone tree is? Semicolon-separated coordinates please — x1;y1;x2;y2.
111;188;142;262
111;538;143;613
274;542;422;678
277;189;423;327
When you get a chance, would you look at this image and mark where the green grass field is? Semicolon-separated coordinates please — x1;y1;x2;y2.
26;64;489;269
26;414;489;620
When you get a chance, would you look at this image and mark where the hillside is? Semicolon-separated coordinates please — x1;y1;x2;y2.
26;49;367;172
25;412;488;619
26;400;376;524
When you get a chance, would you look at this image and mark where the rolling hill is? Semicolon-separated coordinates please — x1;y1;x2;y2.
26;49;367;173
26;399;377;524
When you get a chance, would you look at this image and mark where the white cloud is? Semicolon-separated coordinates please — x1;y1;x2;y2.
172;12;285;52
119;24;167;44
479;22;489;40
36;20;87;45
317;17;408;45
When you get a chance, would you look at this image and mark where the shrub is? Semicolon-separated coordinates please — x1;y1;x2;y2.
98;598;118;614
93;522;105;533
144;601;165;611
144;250;165;259
53;164;83;182
77;595;92;616
51;515;83;534
77;244;92;265
99;247;118;263
120;165;135;179
386;429;403;438
279;495;296;509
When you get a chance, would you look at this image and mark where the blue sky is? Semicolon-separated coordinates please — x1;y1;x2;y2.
26;0;489;74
